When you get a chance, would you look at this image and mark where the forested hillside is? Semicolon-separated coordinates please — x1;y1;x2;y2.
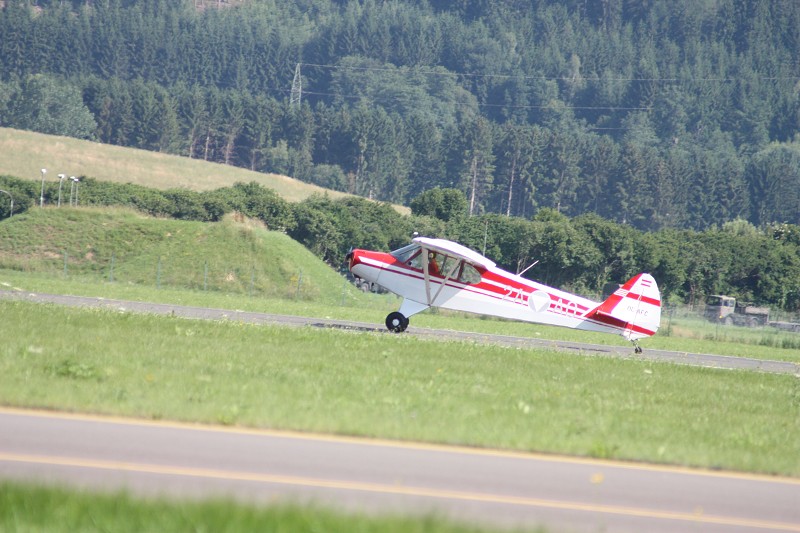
1;0;799;230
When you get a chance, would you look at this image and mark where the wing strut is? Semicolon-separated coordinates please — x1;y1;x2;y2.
428;260;460;305
422;249;432;304
421;247;461;306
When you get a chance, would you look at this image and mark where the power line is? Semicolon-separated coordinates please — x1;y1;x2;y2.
300;61;800;84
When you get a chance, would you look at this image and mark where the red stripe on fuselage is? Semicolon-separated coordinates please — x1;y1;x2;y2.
352;251;507;303
352;251;539;307
587;309;656;337
590;315;655;337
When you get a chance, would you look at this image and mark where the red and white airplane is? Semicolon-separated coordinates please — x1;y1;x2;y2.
348;236;661;352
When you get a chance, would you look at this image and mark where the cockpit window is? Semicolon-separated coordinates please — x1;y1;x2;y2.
391;243;420;264
391;244;482;284
457;262;482;285
427;251;447;277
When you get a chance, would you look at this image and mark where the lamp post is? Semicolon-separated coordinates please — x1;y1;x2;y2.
70;176;79;206
40;168;47;207
58;174;66;207
0;189;13;219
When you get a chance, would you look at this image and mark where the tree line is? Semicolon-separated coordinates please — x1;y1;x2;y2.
1;175;799;312
1;0;799;230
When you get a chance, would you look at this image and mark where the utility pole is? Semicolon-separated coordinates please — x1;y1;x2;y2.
290;63;302;108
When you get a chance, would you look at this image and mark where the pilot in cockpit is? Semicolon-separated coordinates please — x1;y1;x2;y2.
427;252;441;276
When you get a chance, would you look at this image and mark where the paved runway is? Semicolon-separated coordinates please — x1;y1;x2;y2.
1;290;798;374
1;408;798;533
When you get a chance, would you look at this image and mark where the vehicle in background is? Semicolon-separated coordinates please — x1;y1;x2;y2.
704;295;770;327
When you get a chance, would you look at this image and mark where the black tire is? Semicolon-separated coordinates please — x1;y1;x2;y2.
385;312;409;333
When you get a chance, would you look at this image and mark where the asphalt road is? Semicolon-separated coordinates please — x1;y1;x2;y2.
1;290;798;375
1;408;798;533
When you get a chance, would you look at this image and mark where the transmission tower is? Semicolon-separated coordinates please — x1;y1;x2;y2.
290;63;302;107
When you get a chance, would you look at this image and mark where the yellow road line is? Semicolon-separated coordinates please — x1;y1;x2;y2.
2;406;799;486
1;452;798;532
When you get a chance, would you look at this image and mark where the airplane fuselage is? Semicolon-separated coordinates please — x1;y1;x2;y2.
349;246;659;340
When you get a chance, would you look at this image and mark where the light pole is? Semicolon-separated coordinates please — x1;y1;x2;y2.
70;176;79;206
40;168;47;207
58;174;66;207
0;189;12;219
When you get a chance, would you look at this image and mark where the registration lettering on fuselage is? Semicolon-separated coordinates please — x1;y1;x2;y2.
502;286;528;304
550;296;580;316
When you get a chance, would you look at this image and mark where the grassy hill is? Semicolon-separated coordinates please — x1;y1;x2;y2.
0;127;349;203
0;206;366;305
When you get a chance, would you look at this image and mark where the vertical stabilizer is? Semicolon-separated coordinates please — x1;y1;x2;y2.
590;273;661;340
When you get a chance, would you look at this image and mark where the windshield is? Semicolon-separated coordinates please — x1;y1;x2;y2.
391;243;420;264
706;295;734;307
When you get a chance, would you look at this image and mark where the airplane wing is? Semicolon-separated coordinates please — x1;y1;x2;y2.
412;237;496;269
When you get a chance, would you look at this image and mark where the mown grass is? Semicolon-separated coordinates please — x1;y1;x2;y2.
2;264;800;363
2;300;798;476
0;481;524;533
660;313;800;352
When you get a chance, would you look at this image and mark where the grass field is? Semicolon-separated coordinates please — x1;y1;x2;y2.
2;299;798;476
0;127;351;202
3;263;800;363
0;207;375;305
0;481;521;533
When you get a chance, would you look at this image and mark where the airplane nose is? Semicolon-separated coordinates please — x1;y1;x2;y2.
347;249;362;271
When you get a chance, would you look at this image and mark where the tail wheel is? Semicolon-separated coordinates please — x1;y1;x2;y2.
385;312;409;333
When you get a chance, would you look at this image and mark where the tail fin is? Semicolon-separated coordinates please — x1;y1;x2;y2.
590;273;661;340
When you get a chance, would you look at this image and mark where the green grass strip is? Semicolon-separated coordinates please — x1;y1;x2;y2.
0;481;523;533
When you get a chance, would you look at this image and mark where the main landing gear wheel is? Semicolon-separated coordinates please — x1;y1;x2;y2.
385;312;409;333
